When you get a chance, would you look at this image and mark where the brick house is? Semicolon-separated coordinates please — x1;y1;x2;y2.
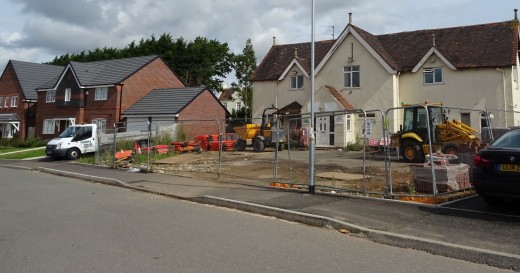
35;55;185;139
252;11;520;147
0;60;63;140
122;87;230;139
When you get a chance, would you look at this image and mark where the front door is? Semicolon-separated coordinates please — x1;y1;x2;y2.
316;116;331;146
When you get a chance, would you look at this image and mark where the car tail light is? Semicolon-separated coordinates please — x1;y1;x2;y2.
473;154;492;169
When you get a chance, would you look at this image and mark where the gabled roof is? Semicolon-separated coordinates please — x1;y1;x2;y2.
123;87;226;116
374;20;519;71
253;19;519;79
6;60;64;100
39;55;159;89
279;101;302;114
324;85;354;110
250;40;335;81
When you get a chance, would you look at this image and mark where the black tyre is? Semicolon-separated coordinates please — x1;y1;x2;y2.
253;138;265;152
236;139;246;151
482;194;505;206
66;148;81;160
401;140;425;163
441;143;458;155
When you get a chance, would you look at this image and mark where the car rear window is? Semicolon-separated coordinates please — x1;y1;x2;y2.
491;130;520;148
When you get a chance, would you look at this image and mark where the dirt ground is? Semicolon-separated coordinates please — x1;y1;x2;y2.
136;148;416;195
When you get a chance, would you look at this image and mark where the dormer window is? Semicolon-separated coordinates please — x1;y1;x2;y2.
290;75;304;90
424;67;443;84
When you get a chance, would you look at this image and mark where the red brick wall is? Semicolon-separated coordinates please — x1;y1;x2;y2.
0;63;31;140
120;58;185;115
179;90;227;139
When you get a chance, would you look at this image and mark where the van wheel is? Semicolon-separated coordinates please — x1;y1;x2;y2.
67;148;81;160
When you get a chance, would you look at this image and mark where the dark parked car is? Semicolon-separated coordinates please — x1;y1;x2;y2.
472;129;520;205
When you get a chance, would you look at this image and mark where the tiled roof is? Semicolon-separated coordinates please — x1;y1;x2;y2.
374;20;519;71
219;88;234;100
324;85;354;110
123;87;212;116
250;40;335;81
252;20;519;79
71;55;158;86
278;101;302;114
9;60;64;100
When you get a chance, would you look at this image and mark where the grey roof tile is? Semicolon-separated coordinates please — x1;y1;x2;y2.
123;87;210;116
71;55;158;86
9;60;64;100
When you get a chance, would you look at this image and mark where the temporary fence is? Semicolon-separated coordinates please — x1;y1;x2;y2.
90;105;520;203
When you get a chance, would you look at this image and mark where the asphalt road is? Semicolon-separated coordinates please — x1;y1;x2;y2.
0;168;515;273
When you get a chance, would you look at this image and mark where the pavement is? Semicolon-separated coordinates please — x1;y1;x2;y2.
1;158;520;271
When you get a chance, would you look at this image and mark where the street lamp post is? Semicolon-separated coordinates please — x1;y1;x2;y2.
309;0;316;194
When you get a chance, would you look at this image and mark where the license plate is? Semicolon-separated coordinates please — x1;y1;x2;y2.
499;164;520;172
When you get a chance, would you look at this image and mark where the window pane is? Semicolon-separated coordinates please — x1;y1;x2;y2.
424;72;433;84
291;76;297;89
352;71;360;87
65;88;71;102
434;68;443;83
345;73;352;87
297;75;304;89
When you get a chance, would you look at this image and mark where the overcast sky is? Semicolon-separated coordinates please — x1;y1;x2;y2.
0;0;518;85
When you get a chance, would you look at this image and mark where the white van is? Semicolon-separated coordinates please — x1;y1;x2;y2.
45;124;98;160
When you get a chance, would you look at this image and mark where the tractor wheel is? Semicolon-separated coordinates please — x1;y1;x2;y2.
401;140;425;163
66;148;81;160
441;143;458;155
236;139;246;151
253;138;265;152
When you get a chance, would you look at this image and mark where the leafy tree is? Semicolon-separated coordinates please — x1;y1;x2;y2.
47;33;234;92
231;38;256;121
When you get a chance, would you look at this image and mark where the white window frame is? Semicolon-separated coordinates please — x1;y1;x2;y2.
92;118;107;133
95;87;108;101
46;90;56;102
64;88;71;102
43;119;55;134
236;101;242;110
423;67;443;84
290;75;304;90
344;65;360;88
10;96;18;107
4;96;9;108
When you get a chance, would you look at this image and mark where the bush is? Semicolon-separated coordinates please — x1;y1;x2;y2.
344;140;363;151
0;137;47;148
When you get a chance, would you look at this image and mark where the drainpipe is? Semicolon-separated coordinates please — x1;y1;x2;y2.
496;68;507;127
118;84;124;123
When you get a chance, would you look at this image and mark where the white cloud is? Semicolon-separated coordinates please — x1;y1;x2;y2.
1;0;518;81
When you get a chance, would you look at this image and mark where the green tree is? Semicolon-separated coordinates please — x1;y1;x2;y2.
231;38;256;121
47;33;234;92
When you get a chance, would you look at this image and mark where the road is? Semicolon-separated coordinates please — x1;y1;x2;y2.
1;168;515;272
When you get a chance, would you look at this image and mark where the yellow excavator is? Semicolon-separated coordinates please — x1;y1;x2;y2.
390;103;480;162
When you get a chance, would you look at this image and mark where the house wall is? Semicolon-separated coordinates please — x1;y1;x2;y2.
252;64;312;120
0;63;30;140
313;35;395;139
119;58;185;116
179;90;227;139
399;54;518;130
